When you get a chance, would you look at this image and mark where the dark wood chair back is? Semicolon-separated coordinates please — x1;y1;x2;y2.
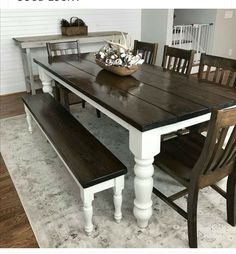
162;45;195;77
198;53;236;88
46;41;80;57
193;107;236;187
133;40;158;65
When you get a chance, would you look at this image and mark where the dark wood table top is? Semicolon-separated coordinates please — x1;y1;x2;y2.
34;53;236;132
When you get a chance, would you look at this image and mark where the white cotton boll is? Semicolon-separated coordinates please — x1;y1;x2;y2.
114;59;123;66
121;53;126;58
105;59;113;66
99;52;105;59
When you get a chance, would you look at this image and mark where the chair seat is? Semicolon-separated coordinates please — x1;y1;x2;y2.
154;133;206;185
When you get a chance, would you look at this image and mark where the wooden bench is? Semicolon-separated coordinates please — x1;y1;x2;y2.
22;93;127;235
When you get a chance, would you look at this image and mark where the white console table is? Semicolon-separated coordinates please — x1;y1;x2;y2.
13;31;126;94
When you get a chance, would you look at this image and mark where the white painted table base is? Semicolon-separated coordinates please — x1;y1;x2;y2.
37;66;214;228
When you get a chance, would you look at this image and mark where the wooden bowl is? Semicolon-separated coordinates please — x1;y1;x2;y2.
95;59;138;76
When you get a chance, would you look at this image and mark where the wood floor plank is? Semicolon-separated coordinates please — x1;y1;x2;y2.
0;151;38;247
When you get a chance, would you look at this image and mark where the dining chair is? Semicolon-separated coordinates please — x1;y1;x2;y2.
153;107;236;248
190;53;236;134
133;40;158;65
46;41;101;117
162;45;195;77
161;46;195;139
198;53;236;87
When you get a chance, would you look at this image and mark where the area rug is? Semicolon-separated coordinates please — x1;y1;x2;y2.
0;104;235;248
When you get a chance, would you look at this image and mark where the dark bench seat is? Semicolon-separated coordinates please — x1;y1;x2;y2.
22;93;127;235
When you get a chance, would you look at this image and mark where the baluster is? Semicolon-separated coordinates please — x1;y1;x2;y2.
180;26;182;49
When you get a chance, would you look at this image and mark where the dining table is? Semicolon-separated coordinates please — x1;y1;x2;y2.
34;53;236;228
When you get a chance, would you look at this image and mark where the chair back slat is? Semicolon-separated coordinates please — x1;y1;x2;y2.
177;58;182;72
181;60;188;74
133;40;158;65
162;45;195;77
218;70;224;84
205;65;211;80
193;108;236;181
46;41;80;58
213;67;220;82
198;53;236;88
167;56;172;70
206;127;229;172
219;127;236;167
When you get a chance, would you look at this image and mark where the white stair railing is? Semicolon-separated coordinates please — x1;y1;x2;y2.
172;23;213;64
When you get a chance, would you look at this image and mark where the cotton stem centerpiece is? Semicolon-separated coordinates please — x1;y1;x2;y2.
95;34;144;76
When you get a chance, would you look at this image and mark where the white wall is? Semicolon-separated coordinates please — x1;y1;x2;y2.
141;9;174;66
0;9;141;95
174;9;217;26
212;9;236;59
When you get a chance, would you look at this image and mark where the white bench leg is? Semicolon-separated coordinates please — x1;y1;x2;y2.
113;176;124;223
80;188;94;235
24;105;32;133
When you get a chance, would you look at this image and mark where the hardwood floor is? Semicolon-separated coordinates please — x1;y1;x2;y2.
0;91;27;119
0;154;38;247
0;91;39;247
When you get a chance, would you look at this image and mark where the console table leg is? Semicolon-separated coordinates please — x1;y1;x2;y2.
26;48;36;95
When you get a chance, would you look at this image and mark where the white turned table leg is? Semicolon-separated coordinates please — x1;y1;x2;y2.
113;176;124;223
80;189;94;236
38;66;53;95
24;105;32;133
129;128;161;228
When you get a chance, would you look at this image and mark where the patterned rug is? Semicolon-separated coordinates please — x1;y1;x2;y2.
1;104;235;248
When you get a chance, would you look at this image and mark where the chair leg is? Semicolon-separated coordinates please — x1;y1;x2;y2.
82;100;86;108
187;187;199;248
61;89;70;111
96;109;101;118
113;176;124;223
227;169;236;226
53;82;61;102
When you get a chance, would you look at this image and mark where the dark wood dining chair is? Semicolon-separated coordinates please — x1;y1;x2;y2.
133;40;158;65
162;45;195;77
161;46;195;138
153;107;236;248
46;41;101;117
190;54;236;134
198;53;236;88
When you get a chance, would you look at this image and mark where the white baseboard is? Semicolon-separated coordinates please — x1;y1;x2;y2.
0;84;26;95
